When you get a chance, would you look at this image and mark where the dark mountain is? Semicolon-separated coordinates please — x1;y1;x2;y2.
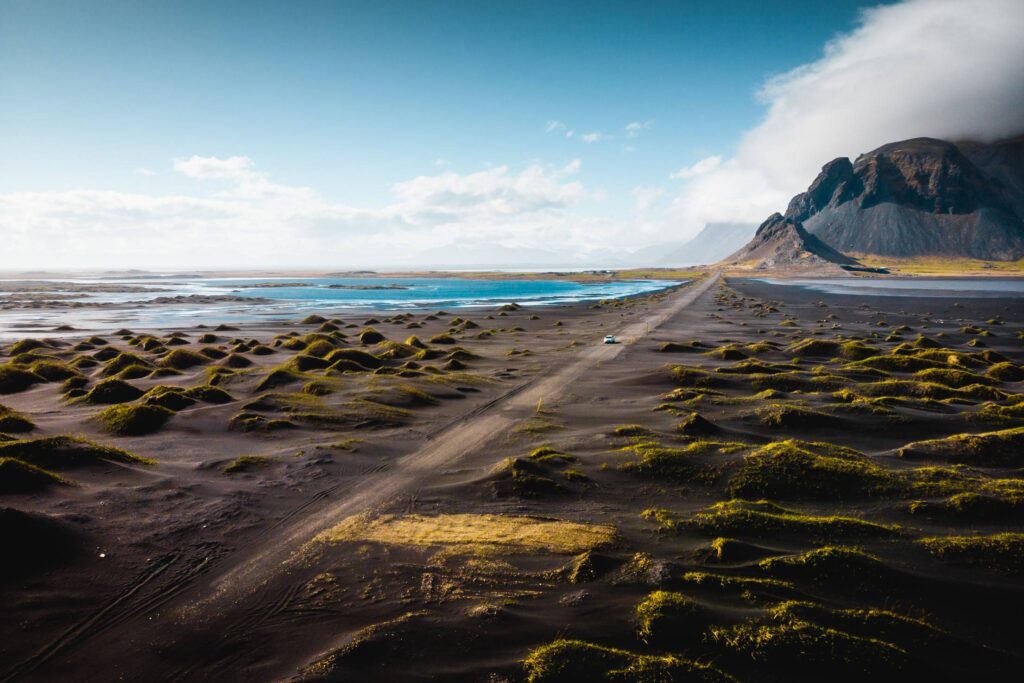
784;136;1024;260
724;213;856;272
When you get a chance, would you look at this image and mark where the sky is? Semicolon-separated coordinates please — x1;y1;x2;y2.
1;0;1022;270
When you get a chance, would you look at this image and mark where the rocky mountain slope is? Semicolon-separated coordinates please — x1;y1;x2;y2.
784;135;1024;260
724;213;856;272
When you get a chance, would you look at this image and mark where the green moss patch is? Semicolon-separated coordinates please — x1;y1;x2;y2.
918;532;1024;575
898;426;1024;467
645;500;899;540
98;404;174;436
222;455;270;473
729;440;902;500
635;590;708;644
80;378;144;404
0;457;68;493
522;639;734;683
0;404;35;433
755;404;842;429
0;366;43;394
0;435;152;468
620;440;745;481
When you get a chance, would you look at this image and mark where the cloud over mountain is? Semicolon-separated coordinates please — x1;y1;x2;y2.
668;0;1024;239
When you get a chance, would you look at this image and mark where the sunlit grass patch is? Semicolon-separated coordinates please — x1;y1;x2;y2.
898;426;1024;466
222;454;270;473
644;500;899;539
314;513;617;555
918;532;1024;575
522;639;735;683
0;434;152;467
729;440;902;500
97;403;174;436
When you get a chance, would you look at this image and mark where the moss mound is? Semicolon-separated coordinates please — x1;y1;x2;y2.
898;427;1024;467
9;338;51;355
0;405;35;433
326;348;383;369
986;361;1024;382
707;613;911;681
913;367;995;388
223;353;252;368
358;328;386;345
80;378;144;405
756;404;841;429
909;493;1024;522
852;355;948;373
230;413;298;432
184;385;234;403
729;440;902;500
0;458;67;493
287;354;331;372
522;639;734;682
143;387;196;411
658;341;703;353
635;591;708;644
677;412;719;436
0;366;43;394
918;532;1024;575
705;344;748;360
646;500;898;540
222;455;270;473
758;546;904;593
102;352;152;376
28;360;81;382
0;435;151;468
98;404;174;436
158;349;209;370
621;440;744;481
428;333;456;345
256;368;305;392
786;338;840;356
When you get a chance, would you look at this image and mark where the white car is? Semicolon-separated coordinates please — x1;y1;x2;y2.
603;335;616;344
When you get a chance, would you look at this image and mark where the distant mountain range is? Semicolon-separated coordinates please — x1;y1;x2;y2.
628;223;757;267
726;134;1024;270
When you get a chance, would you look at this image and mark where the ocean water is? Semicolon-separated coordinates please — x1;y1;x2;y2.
754;277;1024;298
0;276;683;336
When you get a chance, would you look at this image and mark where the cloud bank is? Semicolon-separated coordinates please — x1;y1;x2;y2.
0;157;597;269
668;0;1024;238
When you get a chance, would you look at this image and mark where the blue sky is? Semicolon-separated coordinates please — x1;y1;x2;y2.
1;0;1021;268
1;1;870;199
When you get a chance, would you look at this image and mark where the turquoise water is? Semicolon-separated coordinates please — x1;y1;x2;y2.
754;278;1024;298
0;276;683;335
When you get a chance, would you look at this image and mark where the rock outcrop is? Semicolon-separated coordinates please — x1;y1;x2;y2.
784;136;1024;260
725;213;856;272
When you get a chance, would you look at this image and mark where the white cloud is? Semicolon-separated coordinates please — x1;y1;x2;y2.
670;155;722;180
632;186;664;211
0;156;599;269
545;120;566;134
433;158;451;167
625;120;653;138
667;0;1024;238
135;168;157;177
173;155;256;181
580;132;612;144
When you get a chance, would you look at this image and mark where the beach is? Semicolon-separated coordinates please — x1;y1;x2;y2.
2;272;1023;681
